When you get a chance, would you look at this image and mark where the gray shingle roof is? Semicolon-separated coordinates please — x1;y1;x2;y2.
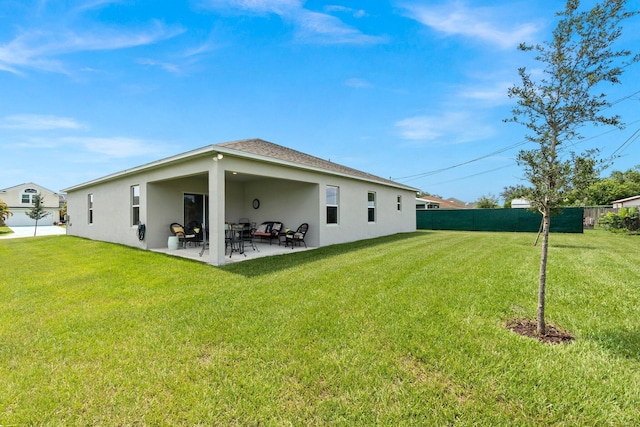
217;139;413;190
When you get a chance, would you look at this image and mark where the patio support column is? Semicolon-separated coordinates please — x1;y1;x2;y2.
209;156;226;266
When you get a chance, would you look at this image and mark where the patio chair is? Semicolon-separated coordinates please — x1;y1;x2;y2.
186;220;204;246
170;222;196;248
238;219;258;252
285;223;308;249
225;223;246;258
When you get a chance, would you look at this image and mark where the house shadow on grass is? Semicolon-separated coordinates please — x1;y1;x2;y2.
219;232;429;278
591;329;640;361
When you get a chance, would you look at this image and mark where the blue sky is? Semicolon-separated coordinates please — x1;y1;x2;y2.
1;0;639;202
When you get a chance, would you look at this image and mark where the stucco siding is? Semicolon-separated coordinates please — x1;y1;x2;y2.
64;142;417;265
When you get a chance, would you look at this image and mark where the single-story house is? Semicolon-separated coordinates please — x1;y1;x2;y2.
612;195;640;209
63;139;418;266
416;198;440;210
511;198;531;209
0;182;61;226
416;196;470;210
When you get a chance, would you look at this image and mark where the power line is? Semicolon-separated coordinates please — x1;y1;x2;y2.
393;91;640;185
610;127;640;157
393;139;529;182
431;164;516;185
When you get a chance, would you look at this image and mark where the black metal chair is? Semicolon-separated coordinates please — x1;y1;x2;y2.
170;222;196;248
238;220;258;252
285;223;308;249
225;223;246;258
186;220;203;246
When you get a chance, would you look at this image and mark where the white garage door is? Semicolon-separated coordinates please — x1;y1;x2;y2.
4;209;56;227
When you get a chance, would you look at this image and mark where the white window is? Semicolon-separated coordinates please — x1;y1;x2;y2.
131;185;140;226
88;194;94;224
397;195;402;211
22;188;38;204
326;186;339;224
368;192;376;222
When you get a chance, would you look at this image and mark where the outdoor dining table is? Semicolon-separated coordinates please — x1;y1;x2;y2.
198;224;248;258
227;224;246;258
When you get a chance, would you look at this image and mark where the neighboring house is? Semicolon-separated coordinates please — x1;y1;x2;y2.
0;183;61;226
612;195;640;209
511;198;532;209
63;139;418;266
416;198;440;210
416;195;469;210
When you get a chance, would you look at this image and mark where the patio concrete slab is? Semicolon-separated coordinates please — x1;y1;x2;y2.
151;240;312;264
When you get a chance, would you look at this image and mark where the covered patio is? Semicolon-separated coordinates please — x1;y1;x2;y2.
147;167;319;266
151;239;313;264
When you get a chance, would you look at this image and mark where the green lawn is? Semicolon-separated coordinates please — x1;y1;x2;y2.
1;230;639;425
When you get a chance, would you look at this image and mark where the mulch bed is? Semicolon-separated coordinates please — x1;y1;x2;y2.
506;318;575;344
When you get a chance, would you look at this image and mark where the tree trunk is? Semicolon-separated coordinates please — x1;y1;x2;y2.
33;219;38;237
537;207;550;336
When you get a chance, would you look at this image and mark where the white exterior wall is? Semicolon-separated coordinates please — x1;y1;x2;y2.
1;183;60;226
65;151;416;265
511;198;531;209
221;155;415;248
66;157;212;249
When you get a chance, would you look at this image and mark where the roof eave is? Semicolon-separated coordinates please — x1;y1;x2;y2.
63;143;419;193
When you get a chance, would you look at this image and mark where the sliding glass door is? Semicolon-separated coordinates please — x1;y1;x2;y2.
184;194;208;228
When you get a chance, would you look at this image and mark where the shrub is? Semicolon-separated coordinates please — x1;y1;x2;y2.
598;207;640;233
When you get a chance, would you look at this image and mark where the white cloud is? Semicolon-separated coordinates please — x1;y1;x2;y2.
74;0;123;12
324;5;367;18
137;58;182;74
0;21;185;74
395;111;495;144
62;136;167;158
345;78;372;88
201;0;300;15
0;114;86;130
401;2;540;49
201;0;382;45
458;81;513;104
293;9;384;44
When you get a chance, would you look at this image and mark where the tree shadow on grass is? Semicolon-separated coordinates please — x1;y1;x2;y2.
551;244;597;250
220;232;429;278
591;329;640;361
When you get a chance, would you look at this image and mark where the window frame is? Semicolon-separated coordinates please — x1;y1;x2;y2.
88;193;94;224
397;195;402;211
326;185;339;225
22;188;38;204
131;185;140;226
367;191;376;223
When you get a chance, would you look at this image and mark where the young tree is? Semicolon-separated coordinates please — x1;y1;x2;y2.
507;0;639;335
26;193;50;236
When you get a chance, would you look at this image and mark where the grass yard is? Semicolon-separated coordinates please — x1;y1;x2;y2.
1;230;639;425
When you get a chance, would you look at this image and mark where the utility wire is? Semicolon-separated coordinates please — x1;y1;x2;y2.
393;90;640;184
431;164;516;185
393;139;529;182
610;127;640;157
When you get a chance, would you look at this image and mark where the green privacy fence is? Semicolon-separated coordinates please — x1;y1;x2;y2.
416;207;584;233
